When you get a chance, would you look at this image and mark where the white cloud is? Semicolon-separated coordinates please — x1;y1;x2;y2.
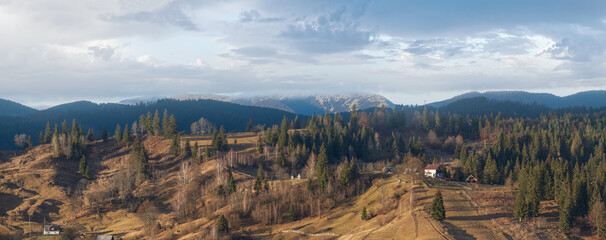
1;0;606;106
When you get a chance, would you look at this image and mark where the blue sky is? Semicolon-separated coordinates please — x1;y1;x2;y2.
1;0;606;108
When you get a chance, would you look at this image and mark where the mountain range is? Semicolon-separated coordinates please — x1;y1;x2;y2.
120;93;395;115
430;90;606;109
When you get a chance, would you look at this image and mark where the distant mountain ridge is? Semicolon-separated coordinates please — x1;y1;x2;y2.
0;99;38;117
121;93;395;115
430;90;606;109
0;99;297;149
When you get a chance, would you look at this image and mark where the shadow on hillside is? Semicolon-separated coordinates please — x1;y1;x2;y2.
442;221;476;240
0;193;23;216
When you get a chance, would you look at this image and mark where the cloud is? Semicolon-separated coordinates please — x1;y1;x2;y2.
101;0;199;31
238;10;283;23
279;6;375;54
2;0;606;106
232;46;277;58
88;45;117;61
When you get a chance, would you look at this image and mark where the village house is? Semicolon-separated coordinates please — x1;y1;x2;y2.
466;175;478;183
424;164;442;178
43;224;60;235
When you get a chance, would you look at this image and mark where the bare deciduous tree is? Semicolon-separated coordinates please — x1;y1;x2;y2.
190;117;215;135
13;134;28;149
138;200;159;238
305;153;316;180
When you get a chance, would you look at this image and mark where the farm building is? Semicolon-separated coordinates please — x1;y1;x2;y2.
466;175;478;183
43;224;60;235
424;164;442;178
97;235;115;240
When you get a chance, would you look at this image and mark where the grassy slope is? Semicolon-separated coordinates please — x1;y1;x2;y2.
0;133;581;240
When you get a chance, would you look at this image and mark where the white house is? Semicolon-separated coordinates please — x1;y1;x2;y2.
43;224;60;235
424;164;442;178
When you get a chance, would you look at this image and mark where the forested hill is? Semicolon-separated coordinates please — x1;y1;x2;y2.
0;99;297;149
438;97;552;118
0;98;38;117
430;90;606;109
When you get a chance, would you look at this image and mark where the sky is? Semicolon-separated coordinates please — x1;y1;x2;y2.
1;0;606;108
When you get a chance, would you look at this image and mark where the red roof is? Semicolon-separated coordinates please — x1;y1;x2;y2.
425;164;440;170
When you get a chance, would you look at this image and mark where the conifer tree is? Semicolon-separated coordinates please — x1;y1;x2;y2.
123;123;130;145
191;141;200;160
361;206;368;220
130;136;149;182
431;190;446;220
391;133;400;161
254;165;264;191
483;154;498;184
294;116;301;129
559;180;573;234
166;114;178;138
228;168;236;194
316;144;330;191
52;124;61;158
183;139;191;158
422;106;431;131
162;109;169;137
246;119;253;132
170;136;180;157
204;148;211;161
44;121;52;144
102;125;108;142
79;155;90;179
152;110;161;136
86;128;95;142
289;205;296;221
79;155;87;175
217;214;229;233
114;124;122;142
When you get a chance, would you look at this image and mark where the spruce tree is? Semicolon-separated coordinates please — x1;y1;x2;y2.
44;121;52;144
123;123;130;145
228;169;236;194
431;190;446;220
162;109;169;137
246;119;253;132
84;165;90;180
361;206;368;220
204;148;211;161
217;214;229;233
152;110;161;136
86;128;95;142
170;136;180;157
191;141;198;160
289;205;296;221
79;155;87;175
483;154;498;184
184;139;191;158
167;114;178;138
254;165;264;191
114;124;122;142
422;106;431;131
316;144;330;191
102;125;108;142
559;180;573;234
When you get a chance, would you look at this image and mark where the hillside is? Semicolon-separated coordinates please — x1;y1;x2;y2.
430;90;606;109
0;99;297;149
0;99;38;117
0;134;571;240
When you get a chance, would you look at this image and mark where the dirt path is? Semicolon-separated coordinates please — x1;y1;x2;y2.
435;181;505;240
